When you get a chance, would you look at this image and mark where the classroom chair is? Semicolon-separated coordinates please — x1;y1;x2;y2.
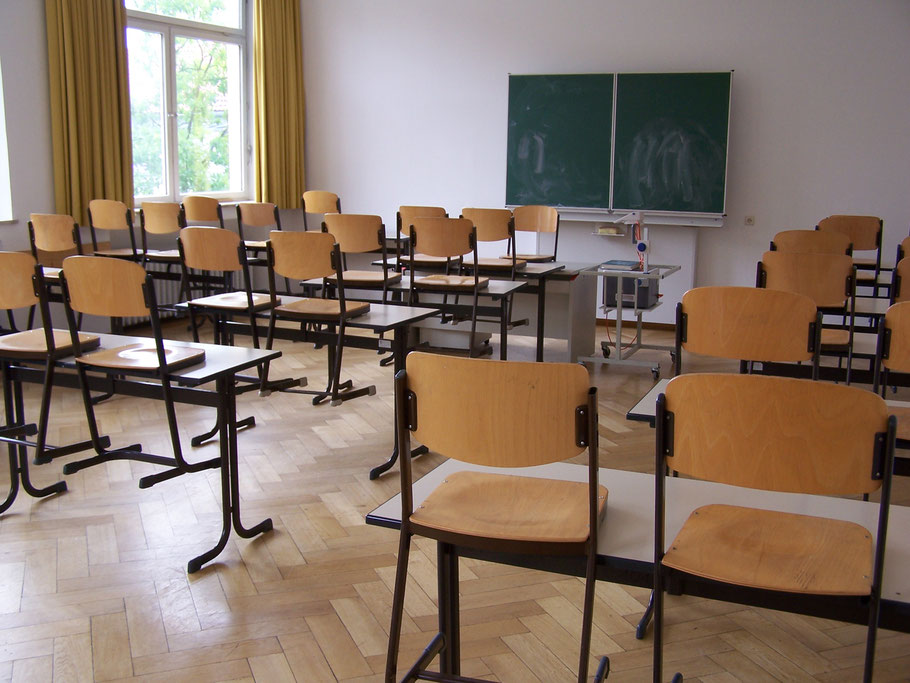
302;190;341;231
653;373;895;683
236;201;291;292
817;215;884;296
322;213;400;303
260;231;375;406
138;201;186;265
460;207;524;277
407;216;490;357
757;250;855;382
770;228;851;255
0;252;102;512
508;204;560;262
87;199;140;260
385;352;606;682
236;201;282;246
395;205;447;262
177;227;272;346
27;212;83;270
889;257;910;304
181;195;225;228
674;286;822;377
872;300;910;476
53;256;219;488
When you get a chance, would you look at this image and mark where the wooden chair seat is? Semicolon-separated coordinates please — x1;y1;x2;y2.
885;401;910;442
144;248;181;261
188;291;275;312
77;341;205;372
414;274;489;290
463;256;527;270
505;253;552;263
94;247;139;258
411;471;607;545
662;503;873;595
0;329;99;359
408;253;451;266
820;328;850;347
328;269;401;286
275;298;370;320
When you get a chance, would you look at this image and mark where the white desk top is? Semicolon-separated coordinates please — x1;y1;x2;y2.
368;459;910;604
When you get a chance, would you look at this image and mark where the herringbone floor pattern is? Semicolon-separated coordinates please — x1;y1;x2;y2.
1;322;909;682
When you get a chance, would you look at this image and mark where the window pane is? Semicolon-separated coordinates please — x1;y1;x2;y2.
127;28;167;198
175;37;243;194
124;0;241;30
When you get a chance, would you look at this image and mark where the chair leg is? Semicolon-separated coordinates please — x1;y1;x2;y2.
653;566;664;683
863;591;880;682
578;551;597;683
385;531;412;682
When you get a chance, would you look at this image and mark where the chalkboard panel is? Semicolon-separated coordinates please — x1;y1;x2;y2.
612;73;731;213
505;71;731;216
506;74;613;208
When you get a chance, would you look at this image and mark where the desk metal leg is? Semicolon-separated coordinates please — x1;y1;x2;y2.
187;374;272;573
1;363;66;514
369;326;427;480
500;297;508;360
536;278;547;362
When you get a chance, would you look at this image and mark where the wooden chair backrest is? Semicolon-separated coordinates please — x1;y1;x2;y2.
303;191;340;215
772;229;851;255
760;251;852;308
398;205;447;230
461;208;512;243
62;256;149;318
88;199;130;230
237;202;278;228
269;230;336;280
513;205;558;233
897;236;910;264
179;227;241;272
323;213;382;254
817;215;881;252
29;213;77;252
182;195;221;223
663;373;886;496
681;286;816;362
0;252;39;310
141;202;183;235
882;301;910;373
410;216;473;258
406;352;591;467
893;257;910;303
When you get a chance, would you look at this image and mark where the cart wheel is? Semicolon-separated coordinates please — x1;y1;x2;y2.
652;367;661;380
670;351;677;365
601;343;611;359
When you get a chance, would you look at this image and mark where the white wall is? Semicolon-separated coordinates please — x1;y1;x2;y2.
0;1;54;252
301;0;910;295
4;1;909;299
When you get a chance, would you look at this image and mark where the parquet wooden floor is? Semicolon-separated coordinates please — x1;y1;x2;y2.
1;321;909;682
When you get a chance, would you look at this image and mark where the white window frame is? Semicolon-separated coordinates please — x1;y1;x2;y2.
126;3;252;203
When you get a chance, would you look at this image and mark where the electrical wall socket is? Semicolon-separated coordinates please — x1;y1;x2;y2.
744;216;755;226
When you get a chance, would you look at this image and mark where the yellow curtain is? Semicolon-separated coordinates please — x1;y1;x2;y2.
45;0;133;224
253;0;305;208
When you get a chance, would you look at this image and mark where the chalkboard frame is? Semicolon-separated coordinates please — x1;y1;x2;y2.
506;71;733;220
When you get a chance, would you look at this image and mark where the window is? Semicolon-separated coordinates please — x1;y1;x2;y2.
125;0;249;201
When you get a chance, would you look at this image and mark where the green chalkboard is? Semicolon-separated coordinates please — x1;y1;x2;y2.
505;72;731;215
612;73;730;213
506;74;613;208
